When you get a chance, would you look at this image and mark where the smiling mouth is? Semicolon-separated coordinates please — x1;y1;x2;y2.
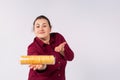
38;32;45;34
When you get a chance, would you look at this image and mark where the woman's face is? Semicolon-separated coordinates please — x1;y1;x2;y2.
34;19;51;39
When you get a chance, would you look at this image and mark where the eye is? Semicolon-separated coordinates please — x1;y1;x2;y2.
43;25;47;28
36;25;40;28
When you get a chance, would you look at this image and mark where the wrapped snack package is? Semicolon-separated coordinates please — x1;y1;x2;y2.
20;55;55;65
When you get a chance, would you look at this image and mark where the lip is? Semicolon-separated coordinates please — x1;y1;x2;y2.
38;32;45;34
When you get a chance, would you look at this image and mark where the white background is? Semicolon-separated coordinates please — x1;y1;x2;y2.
0;0;120;80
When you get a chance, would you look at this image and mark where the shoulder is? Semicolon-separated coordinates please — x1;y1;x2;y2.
27;38;36;49
50;32;66;42
50;32;64;38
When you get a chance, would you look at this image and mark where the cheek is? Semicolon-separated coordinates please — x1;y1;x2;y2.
43;28;50;34
34;30;38;35
47;28;51;32
46;30;51;35
47;29;51;33
34;28;39;33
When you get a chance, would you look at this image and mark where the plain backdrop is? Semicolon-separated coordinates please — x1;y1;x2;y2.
0;0;120;80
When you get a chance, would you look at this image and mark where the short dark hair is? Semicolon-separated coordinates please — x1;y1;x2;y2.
33;15;52;28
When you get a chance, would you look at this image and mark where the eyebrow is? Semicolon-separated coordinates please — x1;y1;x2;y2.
36;23;47;25
42;23;47;25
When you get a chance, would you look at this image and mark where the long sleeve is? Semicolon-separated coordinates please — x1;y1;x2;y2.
27;33;74;80
64;43;74;61
56;33;74;61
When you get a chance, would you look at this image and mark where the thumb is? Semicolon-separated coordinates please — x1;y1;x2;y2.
60;42;67;47
62;42;67;44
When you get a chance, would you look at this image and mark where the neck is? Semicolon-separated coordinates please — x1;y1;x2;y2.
40;36;50;44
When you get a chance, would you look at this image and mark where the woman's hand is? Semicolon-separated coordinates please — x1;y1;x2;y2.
54;42;67;56
29;64;47;70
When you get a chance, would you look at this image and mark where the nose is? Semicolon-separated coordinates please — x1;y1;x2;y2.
39;26;43;30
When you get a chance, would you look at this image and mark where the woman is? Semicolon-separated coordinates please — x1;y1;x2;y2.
27;15;74;80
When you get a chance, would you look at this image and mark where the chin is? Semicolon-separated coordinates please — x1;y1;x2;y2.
37;36;45;39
